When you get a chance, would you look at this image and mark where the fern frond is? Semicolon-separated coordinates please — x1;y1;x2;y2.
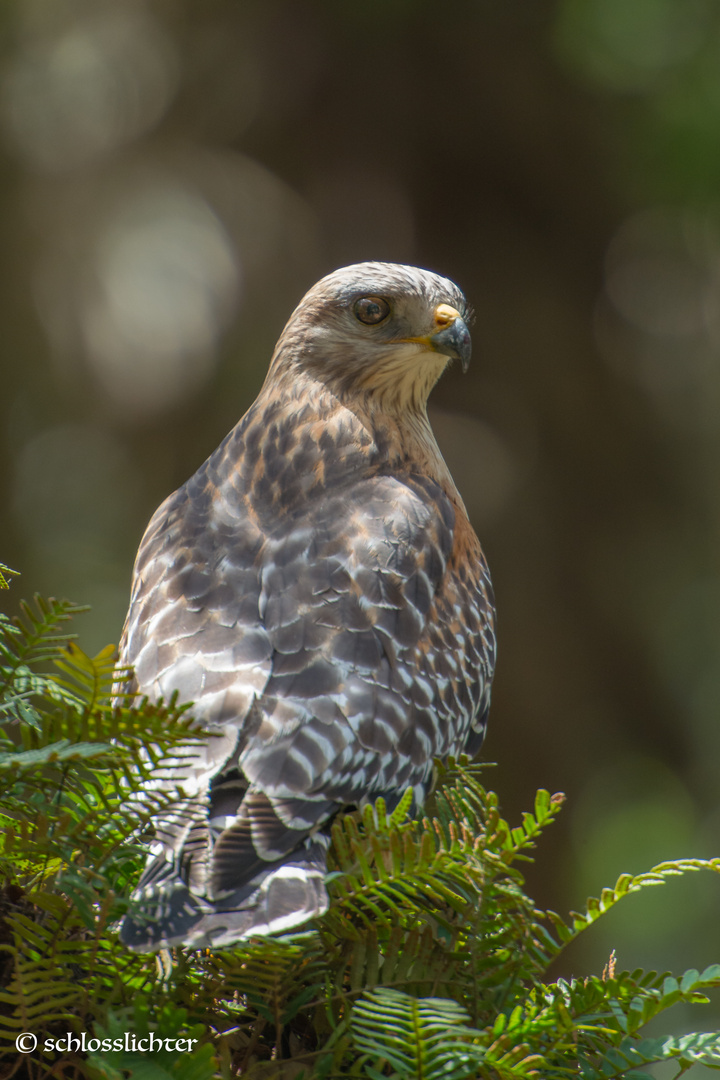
0;913;88;1044
0;563;19;590
578;1031;720;1078
2;595;88;673
352;987;485;1080
547;859;720;950
52;641;119;711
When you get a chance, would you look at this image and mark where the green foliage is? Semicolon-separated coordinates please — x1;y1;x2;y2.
1;572;720;1078
352;989;485;1080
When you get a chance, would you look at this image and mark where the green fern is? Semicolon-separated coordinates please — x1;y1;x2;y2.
352;987;485;1080
2;566;720;1079
0;563;18;591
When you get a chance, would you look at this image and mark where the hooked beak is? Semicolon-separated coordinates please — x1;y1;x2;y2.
428;303;471;373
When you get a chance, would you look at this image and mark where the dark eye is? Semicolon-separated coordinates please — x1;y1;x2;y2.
353;296;391;325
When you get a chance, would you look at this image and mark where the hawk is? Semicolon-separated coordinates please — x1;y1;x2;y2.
118;262;496;951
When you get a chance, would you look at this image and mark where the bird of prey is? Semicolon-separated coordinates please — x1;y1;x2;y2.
118;261;496;951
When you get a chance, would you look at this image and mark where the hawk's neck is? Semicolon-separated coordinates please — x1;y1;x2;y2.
242;373;462;506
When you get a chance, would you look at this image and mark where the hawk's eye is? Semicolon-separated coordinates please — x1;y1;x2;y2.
353;296;391;325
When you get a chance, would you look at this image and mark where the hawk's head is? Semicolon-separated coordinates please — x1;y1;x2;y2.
270;262;472;411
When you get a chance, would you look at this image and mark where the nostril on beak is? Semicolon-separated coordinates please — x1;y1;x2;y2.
434;303;461;328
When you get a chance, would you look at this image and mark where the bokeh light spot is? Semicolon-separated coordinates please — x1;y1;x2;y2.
82;185;240;416
2;9;178;172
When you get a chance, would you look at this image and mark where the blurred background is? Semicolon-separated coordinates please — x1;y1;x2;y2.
1;0;719;1065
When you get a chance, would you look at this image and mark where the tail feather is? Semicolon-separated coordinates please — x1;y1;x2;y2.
120;836;329;952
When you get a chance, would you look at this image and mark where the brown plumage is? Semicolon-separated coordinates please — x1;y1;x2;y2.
118;262;496;950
